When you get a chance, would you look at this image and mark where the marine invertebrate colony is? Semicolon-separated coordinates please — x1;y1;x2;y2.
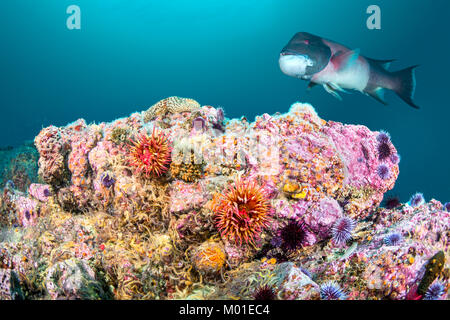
128;128;172;177
191;241;227;276
3;97;447;301
214;178;271;246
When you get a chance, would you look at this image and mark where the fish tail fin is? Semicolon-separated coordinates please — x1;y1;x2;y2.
392;65;419;109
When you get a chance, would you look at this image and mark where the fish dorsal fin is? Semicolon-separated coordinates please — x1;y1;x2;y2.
331;49;360;71
367;87;388;105
366;58;396;70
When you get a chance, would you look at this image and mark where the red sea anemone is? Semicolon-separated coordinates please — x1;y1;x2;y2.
214;178;271;246
128;128;172;177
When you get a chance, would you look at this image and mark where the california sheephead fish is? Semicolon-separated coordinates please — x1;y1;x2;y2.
279;32;419;108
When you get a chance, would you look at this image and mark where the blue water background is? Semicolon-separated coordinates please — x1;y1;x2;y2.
0;0;449;203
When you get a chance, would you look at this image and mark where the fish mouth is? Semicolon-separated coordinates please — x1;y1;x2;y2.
280;50;296;56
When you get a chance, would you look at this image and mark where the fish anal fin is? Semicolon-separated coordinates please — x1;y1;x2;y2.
366;87;388;105
331;49;360;71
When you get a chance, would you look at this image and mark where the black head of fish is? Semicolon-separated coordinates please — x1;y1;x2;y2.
280;32;332;76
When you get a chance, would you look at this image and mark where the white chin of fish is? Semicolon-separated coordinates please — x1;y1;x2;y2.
279;55;314;78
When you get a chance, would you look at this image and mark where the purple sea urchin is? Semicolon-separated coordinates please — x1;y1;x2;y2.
331;217;355;246
43;188;51;197
424;281;446;300
444;202;450;212
100;172;115;188
377;164;390;180
376;131;391;144
409;192;425;207
320;281;346;300
383;233;403;246
253;285;277;300
390;153;401;164
278;219;307;252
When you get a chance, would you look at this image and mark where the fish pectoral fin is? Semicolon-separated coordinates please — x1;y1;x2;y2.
307;81;318;91
366;87;388;105
323;83;342;101
331;48;360;71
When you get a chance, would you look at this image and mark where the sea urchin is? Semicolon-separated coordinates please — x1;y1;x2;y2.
278;219;308;252
128;128;172;177
253;285;277;300
376;131;391;144
383;195;402;209
409;192;425;207
444;202;450;212
377;164;390;180
383;233;403;246
331;216;356;246
214;178;271;246
424;281;446;300
320;281;347;300
377;141;393;161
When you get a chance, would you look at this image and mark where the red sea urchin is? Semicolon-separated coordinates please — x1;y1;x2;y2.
277;219;308;252
382;195;402;209
253;285;277;300
128;128;172;177
214;178;271;246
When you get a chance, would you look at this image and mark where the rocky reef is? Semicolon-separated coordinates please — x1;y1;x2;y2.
0;97;447;300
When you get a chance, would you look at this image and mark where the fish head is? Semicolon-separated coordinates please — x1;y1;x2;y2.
279;32;331;79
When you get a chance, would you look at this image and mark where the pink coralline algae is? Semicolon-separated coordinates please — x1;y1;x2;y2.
34;126;67;185
14;196;39;227
0;97;447;300
28;183;51;202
